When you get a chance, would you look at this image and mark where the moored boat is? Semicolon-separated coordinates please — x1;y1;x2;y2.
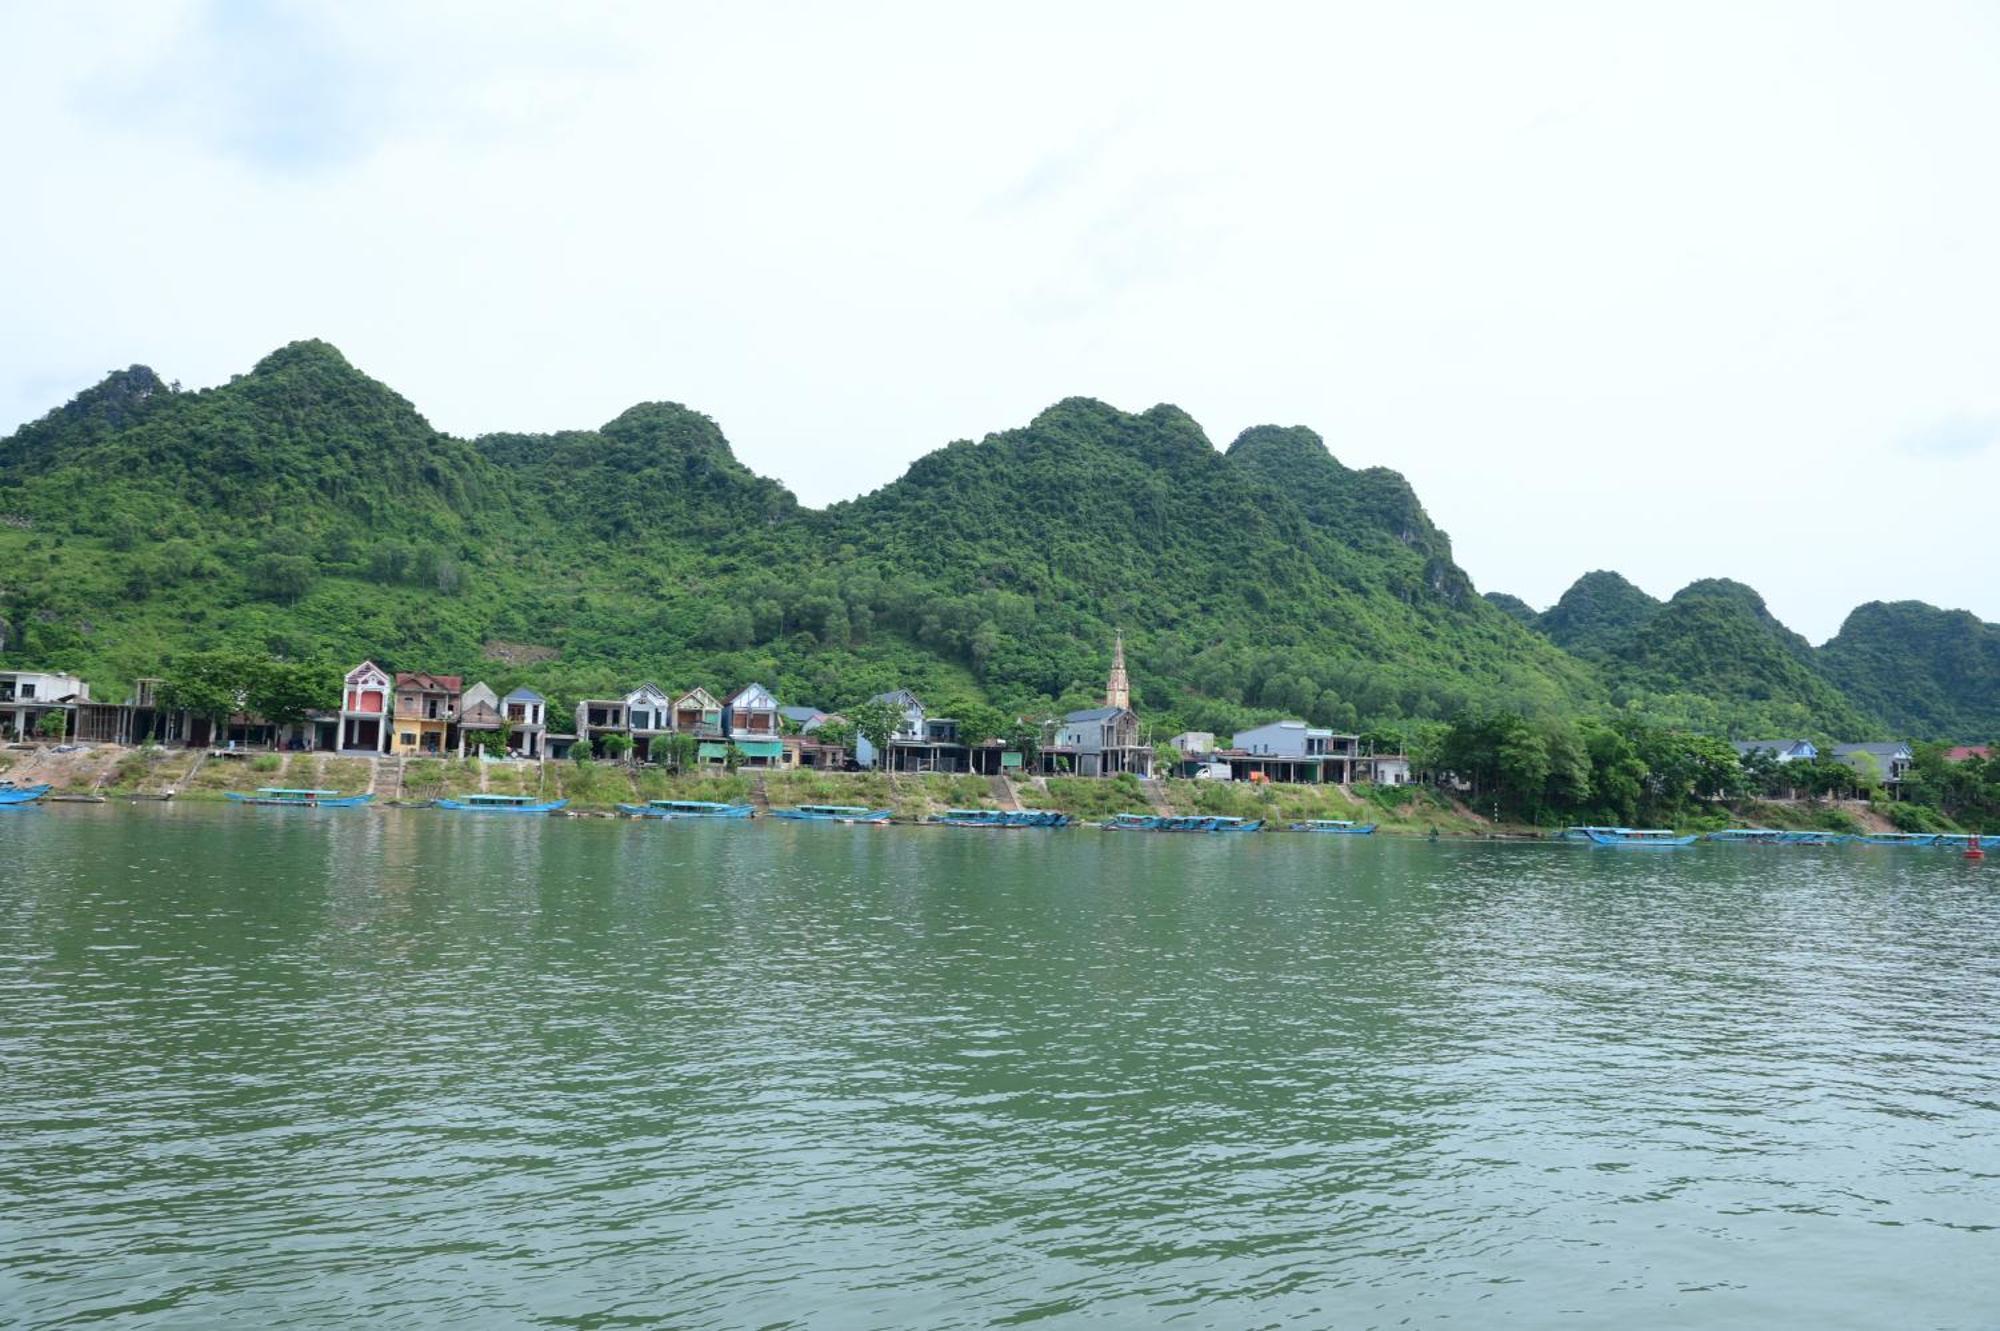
435;793;569;814
1102;812;1162;831
1554;825;1631;842
1707;828;1783;843
1289;819;1377;834
1855;832;1939;847
616;799;756;819
1105;813;1262;833
1586;828;1697;848
225;787;374;808
0;783;54;805
770;804;891;823
930;808;1015;828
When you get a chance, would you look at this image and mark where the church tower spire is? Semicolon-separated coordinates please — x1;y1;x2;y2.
1105;632;1130;710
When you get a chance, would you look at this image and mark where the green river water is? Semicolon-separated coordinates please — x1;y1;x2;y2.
2;805;1996;1328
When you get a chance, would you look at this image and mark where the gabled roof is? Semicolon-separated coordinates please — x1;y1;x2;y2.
1063;706;1127;723
1833;742;1912;760
1945;745;1991;762
1731;739;1814;756
462;681;499;706
674;687;721;710
871;689;924;710
727;681;778;708
345;660;390;684
623;682;671;704
395;672;462;691
779;705;828;723
503;687;546;703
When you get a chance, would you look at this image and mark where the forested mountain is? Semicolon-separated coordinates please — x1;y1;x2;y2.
0;341;1991;742
1821;602;2000;739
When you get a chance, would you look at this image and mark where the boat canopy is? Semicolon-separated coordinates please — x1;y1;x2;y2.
258;788;340;796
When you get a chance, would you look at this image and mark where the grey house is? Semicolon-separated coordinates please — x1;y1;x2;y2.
1051;706;1151;778
1833;742;1913;789
1228;720;1362;783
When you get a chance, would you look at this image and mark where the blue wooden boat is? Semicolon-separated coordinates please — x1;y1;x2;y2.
0;785;50;805
1931;833;1988;849
1289;819;1377;834
1707;828;1782;843
1107;813;1263;833
1778;831;1848;845
1554;825;1632;842
226;787;374;808
1103;813;1163;831
927;808;1073;828
616;799;756;819
1855;832;1939;847
1586;828;1697;848
930;808;1016;827
0;780;52;794
1201;816;1264;833
770;804;891;823
435;794;569;814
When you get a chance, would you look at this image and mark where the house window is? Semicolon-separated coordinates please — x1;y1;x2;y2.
19;683;34;699
400;732;417;747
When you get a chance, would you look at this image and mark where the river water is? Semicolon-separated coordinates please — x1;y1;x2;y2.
2;805;1996;1328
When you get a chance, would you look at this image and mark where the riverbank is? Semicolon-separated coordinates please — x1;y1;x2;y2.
1;743;1930;836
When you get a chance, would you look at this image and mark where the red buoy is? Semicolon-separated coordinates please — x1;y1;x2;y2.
1969;834;1985;861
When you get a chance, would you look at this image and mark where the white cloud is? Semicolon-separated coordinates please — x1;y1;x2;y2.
2;0;1998;640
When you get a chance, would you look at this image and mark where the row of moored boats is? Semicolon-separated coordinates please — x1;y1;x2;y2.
1555;825;1987;850
2;783;1380;833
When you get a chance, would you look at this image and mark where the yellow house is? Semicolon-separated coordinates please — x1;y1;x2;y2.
391;672;461;757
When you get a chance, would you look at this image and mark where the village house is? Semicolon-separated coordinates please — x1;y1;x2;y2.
339;661;393;753
1223;720;1363;784
622;683;674;761
574;695;629;755
0;669;89;743
502;687;549;759
457;682;503;756
857;689;969;772
673;688;724;736
1833;742;1914;793
714;682;784;767
779;704;833;732
391;672;461;757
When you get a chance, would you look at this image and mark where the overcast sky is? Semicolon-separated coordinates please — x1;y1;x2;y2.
4;2;1997;641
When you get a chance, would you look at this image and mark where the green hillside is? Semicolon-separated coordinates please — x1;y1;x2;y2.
1821;601;2000;740
0;343;1596;733
1;340;1988;743
1535;570;1661;659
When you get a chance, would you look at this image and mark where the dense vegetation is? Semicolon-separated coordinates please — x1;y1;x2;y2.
1820;601;2000;740
0;341;1992;754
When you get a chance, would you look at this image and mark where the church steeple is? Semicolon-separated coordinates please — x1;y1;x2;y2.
1105;632;1130;710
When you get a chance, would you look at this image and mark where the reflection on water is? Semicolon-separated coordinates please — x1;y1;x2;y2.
2;806;1997;1328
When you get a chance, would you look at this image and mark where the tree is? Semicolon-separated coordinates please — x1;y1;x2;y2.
247;554;319;605
848;698;904;770
36;709;67;741
724;742;745;772
1006;719;1042;772
246;659;340;738
599;732;634;762
657;731;698;772
160;651;255;741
